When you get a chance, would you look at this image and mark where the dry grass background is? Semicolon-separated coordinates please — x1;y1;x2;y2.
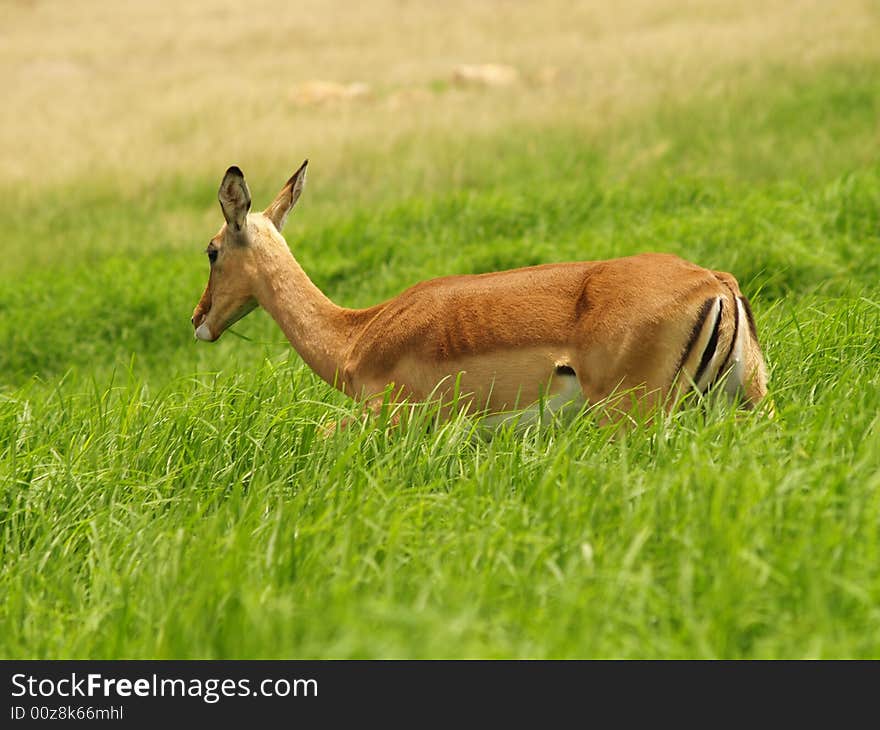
3;0;878;193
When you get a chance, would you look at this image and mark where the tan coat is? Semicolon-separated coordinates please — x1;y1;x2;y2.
192;163;768;425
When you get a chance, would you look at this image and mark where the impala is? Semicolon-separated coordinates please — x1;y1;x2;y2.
191;162;768;427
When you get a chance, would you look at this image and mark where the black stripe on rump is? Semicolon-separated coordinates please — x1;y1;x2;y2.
677;298;716;377
717;296;741;381
740;296;759;343
693;298;723;389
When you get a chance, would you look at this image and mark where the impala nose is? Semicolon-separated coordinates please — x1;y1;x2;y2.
191;310;210;340
195;322;213;341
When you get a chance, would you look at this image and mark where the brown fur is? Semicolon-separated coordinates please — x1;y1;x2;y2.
192;164;769;424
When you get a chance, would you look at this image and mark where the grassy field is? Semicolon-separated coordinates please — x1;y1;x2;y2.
1;1;879;658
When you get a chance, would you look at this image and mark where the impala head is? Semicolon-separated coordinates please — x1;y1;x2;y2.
191;160;308;342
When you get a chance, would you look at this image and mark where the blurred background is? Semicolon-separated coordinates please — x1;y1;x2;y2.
4;0;876;189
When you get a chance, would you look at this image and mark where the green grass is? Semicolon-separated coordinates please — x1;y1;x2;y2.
1;63;879;658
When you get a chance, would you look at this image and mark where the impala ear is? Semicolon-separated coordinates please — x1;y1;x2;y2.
264;159;307;232
218;166;251;232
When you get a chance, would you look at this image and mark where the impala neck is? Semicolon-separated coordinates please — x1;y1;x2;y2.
255;246;356;388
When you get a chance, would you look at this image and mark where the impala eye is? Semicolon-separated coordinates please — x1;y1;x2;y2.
207;249;218;264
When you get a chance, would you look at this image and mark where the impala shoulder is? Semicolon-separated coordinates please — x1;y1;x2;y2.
341;300;421;378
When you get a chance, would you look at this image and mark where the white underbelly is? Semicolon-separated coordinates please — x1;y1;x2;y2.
479;374;585;430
